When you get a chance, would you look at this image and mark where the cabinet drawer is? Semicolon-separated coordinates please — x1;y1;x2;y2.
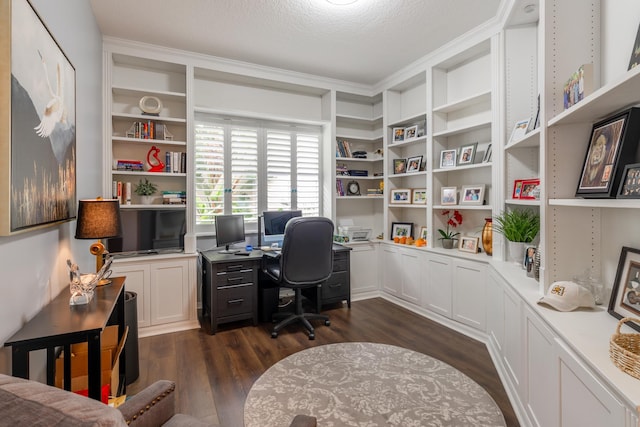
215;269;254;288
333;253;349;272
322;272;349;300
216;284;254;317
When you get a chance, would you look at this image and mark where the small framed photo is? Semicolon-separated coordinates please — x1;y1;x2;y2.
519;179;540;200
393;158;407;174
418;226;428;241
460;184;485;205
458;236;479;253
412;188;427;204
509;118;531;144
393;127;405;143
440;149;457;169
391;222;413;240
512;180;524;199
390;188;412;204
441;187;457;205
406;155;422;173
617;163;640;198
482;143;493;163
608;246;640;331
404;125;418;140
457;143;477;166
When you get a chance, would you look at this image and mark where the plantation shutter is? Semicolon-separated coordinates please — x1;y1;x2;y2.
230;126;258;223
296;132;321;216
194;121;224;226
266;130;292;211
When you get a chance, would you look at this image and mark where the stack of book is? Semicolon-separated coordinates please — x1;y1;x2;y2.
336;139;352;158
162;190;186;204
367;188;383;196
115;159;144;171
336;164;349;176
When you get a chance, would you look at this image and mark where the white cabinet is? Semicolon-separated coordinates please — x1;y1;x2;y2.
381;245;402;297
451;258;486;330
423;252;452;317
380;244;422;305
348;242;379;296
110;254;198;336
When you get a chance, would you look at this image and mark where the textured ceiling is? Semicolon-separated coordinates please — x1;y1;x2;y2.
89;0;502;85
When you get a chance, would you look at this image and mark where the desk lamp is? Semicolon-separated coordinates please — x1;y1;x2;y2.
75;198;122;284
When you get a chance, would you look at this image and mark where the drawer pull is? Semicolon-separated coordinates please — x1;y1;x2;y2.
329;283;342;288
227;298;244;305
227;277;243;283
226;265;244;271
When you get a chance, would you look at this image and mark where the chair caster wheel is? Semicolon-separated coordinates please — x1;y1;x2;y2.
271;331;278;338
325;320;331;326
308;333;315;340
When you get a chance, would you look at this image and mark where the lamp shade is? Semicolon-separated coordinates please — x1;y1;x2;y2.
75;199;122;239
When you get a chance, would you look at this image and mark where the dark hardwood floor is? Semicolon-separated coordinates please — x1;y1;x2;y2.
128;298;519;427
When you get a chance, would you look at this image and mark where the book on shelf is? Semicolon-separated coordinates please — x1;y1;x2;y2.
162;190;186;204
336;139;352;158
348;169;368;177
125;121;172;141
164;152;186;173
563;63;593;110
115;159;144;171
336;179;345;196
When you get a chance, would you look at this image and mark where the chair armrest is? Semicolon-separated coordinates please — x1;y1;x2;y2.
263;250;280;259
118;380;176;427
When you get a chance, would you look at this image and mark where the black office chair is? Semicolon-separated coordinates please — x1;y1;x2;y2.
263;216;334;340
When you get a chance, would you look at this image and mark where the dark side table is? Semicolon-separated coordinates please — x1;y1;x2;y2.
4;276;126;401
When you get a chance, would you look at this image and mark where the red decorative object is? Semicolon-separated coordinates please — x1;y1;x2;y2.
146;145;165;172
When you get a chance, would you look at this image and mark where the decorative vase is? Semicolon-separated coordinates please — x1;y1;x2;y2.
441;238;455;249
481;218;493;255
140;195;154;205
507;241;526;265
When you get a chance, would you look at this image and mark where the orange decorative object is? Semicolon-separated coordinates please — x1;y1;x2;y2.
393;236;400;243
399;236;407;244
147;145;165;172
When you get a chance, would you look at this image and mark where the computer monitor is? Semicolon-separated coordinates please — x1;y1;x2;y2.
215;214;246;253
263;210;302;235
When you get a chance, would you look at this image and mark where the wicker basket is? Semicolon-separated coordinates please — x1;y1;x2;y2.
610;317;640;380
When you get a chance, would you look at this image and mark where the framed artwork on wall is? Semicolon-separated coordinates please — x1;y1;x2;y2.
0;0;77;235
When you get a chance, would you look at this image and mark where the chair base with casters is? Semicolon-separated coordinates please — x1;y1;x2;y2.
271;284;330;340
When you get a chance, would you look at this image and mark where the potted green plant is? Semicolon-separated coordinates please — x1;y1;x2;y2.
438;210;463;249
134;178;158;204
493;208;540;263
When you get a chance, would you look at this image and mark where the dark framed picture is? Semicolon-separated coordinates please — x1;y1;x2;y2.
460;184;484;205
519;179;540;200
576;108;640;198
390;222;413;240
512;179;524;199
392;127;405;143
0;0;77;235
390;188;411;204
406;155;422;173
608;247;640;332
617;163;640;198
393;158;407;174
440;149;457;169
457;143;477;166
458;236;479;253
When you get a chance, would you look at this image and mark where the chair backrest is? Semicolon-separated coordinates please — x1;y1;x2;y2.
279;217;334;286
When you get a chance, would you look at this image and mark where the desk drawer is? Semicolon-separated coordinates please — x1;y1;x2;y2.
215;269;254;288
333;252;349;272
216;284;254;317
322;272;349;300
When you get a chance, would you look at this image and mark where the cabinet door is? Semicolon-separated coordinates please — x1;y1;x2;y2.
503;283;523;399
423;253;452;318
557;340;625;427
381;245;402;296
486;268;504;353
110;262;151;328
150;259;190;325
350;243;379;295
399;248;421;305
452;259;486;331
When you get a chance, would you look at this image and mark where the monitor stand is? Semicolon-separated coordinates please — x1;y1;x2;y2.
220;245;240;254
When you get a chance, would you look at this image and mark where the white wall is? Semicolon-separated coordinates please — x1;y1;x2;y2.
0;0;103;375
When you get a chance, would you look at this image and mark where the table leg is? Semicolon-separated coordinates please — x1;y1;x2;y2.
87;331;101;400
11;346;29;379
46;348;55;386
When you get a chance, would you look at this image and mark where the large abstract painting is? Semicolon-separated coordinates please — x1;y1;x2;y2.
0;0;76;235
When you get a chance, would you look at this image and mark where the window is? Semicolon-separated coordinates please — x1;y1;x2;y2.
194;114;322;234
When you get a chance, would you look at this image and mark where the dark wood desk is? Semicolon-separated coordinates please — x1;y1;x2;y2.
4;277;126;400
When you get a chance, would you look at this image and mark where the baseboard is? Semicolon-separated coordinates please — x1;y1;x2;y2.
138;320;200;338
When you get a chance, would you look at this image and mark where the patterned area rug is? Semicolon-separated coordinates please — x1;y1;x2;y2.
244;342;506;426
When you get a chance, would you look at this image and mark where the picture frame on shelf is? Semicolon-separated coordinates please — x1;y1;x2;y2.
457;143;477;166
393;127;405;143
482;143;492;163
460;184;485;205
418;226;427;241
576;108;640;198
458;236;479;253
391;222;413;240
512;179;524;199
390;188;411;204
508;118;531;145
440;186;457;205
393;158;407;174
406;155;422;173
440;149;457;169
404;125;417;140
519;179;540;200
412;188;426;204
617;163;640;198
608;246;640;331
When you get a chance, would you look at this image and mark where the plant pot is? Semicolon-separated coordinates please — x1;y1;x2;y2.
441;238;456;249
140;195;155;205
507;241;526;265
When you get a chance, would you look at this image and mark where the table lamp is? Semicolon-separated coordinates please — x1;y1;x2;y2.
75;198;122;283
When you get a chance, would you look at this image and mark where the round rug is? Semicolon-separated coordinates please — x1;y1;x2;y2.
244;342;506;426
